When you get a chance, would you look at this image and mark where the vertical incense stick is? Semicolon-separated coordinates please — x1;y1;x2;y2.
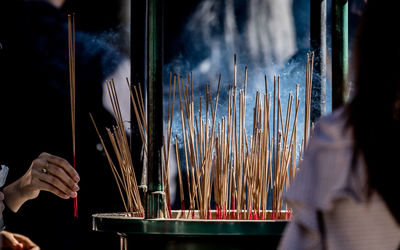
68;13;78;218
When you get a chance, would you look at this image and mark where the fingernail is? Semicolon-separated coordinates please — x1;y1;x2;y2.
70;192;77;197
64;195;69;199
74;175;80;182
74;184;80;191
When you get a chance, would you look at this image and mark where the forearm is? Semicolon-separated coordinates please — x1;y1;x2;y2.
2;178;30;213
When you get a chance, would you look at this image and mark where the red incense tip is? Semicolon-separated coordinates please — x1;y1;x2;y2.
180;201;185;211
74;197;78;218
73;156;78;218
168;202;172;218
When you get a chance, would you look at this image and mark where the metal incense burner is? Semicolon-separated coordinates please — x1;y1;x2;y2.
92;0;348;249
93;210;288;250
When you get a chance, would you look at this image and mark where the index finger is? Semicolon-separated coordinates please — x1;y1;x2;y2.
39;152;80;182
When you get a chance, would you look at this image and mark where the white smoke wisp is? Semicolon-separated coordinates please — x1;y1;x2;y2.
166;0;303;144
169;0;297;89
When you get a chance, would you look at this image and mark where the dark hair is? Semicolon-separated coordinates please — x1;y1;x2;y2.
347;0;400;224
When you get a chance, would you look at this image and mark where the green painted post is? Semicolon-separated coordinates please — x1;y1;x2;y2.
146;0;164;219
332;0;348;109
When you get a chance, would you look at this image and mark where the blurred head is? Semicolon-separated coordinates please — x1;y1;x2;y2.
29;0;66;9
348;0;400;223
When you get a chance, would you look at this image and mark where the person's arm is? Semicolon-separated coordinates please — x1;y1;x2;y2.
2;152;80;212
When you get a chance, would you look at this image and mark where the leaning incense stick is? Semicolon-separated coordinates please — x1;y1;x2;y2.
68;13;78;218
175;136;185;211
90;113;130;214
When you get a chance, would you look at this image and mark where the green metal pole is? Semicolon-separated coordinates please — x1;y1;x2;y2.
146;0;164;219
332;0;348;109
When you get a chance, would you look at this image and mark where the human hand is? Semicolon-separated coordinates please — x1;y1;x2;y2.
19;152;80;200
0;230;40;250
3;152;80;212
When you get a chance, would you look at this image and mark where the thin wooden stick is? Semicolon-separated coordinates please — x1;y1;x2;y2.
68;13;78;218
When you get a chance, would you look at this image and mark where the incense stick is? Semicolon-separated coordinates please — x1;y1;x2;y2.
68;13;78;218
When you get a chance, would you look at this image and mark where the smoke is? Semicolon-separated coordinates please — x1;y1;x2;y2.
74;24;131;131
165;0;311;147
166;0;297;89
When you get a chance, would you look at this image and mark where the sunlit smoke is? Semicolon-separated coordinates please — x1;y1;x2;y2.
165;0;308;153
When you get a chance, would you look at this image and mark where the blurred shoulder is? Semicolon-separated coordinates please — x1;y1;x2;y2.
310;107;352;148
285;107;358;211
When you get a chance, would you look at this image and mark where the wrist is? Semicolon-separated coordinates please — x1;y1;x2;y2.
3;182;19;212
3;176;32;213
16;174;36;201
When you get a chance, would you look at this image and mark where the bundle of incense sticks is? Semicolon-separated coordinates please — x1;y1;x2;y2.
97;52;314;220
68;13;78;218
172;53;314;220
173;72;222;219
90;80;144;216
127;75;175;218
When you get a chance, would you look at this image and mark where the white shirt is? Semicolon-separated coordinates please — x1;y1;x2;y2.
278;108;400;250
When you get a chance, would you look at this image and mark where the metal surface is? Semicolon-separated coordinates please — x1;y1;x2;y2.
332;0;348;109
146;0;164;219
93;212;288;236
310;0;327;122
